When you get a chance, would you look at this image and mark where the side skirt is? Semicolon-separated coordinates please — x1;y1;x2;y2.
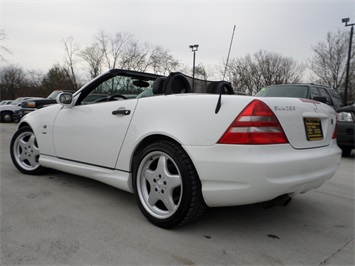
39;155;133;193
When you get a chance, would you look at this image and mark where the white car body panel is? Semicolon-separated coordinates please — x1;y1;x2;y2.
116;94;252;171
267;98;337;149
19;91;341;207
39;154;132;192
0;105;20;111
186;141;340;207
22;104;62;156
52;99;138;168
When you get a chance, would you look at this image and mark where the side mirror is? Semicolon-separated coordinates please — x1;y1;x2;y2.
57;92;74;107
312;96;327;104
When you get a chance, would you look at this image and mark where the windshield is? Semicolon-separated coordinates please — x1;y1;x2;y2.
256;85;308;98
10;98;23;105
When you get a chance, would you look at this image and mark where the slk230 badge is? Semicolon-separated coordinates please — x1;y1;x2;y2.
274;106;296;111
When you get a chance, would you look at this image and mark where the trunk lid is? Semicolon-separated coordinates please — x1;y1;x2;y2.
260;97;337;149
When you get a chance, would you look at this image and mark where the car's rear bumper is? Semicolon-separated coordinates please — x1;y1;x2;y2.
185;140;341;207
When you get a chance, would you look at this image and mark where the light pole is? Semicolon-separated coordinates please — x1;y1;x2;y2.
189;44;199;91
342;18;354;105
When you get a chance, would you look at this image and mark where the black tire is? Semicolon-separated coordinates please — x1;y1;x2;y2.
340;146;352;157
1;112;13;123
10;126;46;175
133;140;206;228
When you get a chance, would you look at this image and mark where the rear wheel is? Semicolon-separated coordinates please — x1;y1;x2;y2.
133;140;206;228
10;126;46;175
340;146;352;157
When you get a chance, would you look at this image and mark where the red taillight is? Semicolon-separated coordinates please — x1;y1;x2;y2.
332;122;337;139
332;129;337;139
218;100;288;144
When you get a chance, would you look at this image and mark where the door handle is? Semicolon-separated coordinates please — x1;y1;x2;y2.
112;109;131;115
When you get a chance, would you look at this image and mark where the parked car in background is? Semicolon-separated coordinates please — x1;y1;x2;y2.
336;104;355;157
0;100;14;105
10;69;341;228
0;97;42;123
17;90;75;119
256;84;343;110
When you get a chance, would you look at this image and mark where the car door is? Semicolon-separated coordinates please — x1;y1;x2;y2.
52;73;141;169
52;99;137;169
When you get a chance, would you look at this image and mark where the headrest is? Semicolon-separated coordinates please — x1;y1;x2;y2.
207;81;234;95
152;77;166;94
164;72;192;94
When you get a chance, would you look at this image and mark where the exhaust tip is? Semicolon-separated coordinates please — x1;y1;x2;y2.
263;194;292;209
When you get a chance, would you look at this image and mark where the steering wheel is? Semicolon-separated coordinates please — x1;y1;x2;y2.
107;94;127;101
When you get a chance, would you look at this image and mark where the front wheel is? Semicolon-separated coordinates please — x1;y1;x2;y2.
1;112;13;123
133;140;206;228
10;126;46;175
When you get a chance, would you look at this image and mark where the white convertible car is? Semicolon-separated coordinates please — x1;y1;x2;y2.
10;69;342;228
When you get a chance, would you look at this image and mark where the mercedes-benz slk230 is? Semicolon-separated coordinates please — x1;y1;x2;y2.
10;69;341;228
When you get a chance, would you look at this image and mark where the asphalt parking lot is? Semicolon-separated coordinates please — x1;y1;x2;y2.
1;123;354;265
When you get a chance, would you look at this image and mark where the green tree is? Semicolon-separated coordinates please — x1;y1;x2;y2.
42;65;74;95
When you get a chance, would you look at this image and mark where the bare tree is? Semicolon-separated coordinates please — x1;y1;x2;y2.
96;30;133;70
223;50;305;95
0;65;27;99
223;56;255;95
142;44;181;75
309;30;354;101
0;29;11;63
62;36;80;90
156;51;181;75
253;50;305;89
79;43;104;79
95;30;181;75
349;59;355;102
194;63;208;81
136;42;162;73
120;39;146;71
25;69;45;96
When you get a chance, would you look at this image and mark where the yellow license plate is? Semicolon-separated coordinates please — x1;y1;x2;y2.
304;118;323;141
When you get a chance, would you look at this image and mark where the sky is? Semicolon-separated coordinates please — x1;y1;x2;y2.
1;0;355;78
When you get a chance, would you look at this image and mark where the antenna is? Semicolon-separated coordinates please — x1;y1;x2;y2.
223;25;236;80
216;25;236;114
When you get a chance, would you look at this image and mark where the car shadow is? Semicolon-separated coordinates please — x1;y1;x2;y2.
35;169;351;235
